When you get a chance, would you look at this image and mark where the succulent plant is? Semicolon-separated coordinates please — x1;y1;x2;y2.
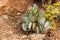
22;4;59;33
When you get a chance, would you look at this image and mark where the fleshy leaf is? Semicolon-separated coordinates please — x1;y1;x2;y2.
23;17;30;22
33;4;38;13
38;25;43;33
29;16;37;22
28;7;33;13
39;17;46;25
44;21;51;30
40;10;45;17
28;22;32;31
22;23;28;31
38;22;43;33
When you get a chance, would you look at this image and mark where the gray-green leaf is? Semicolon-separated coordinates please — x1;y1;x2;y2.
23;17;30;23
28;22;32;31
22;23;28;31
39;10;45;18
38;25;43;33
44;21;51;30
28;7;33;13
39;17;46;25
29;16;37;22
33;4;38;13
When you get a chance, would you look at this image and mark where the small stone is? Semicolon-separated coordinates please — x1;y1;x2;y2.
21;35;27;38
17;12;21;16
0;0;8;7
2;38;7;40
2;15;8;19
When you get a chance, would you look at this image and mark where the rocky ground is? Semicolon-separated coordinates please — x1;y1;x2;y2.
0;5;45;40
0;0;60;40
0;14;60;40
0;14;45;40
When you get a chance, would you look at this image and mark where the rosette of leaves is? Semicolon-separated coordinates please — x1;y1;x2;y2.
22;4;53;33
